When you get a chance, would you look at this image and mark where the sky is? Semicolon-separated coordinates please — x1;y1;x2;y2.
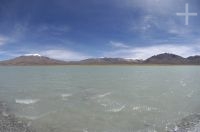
0;0;200;60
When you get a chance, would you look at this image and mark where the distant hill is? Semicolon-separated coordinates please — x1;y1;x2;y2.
187;56;200;65
0;55;67;65
0;53;200;65
79;58;143;65
0;56;143;65
144;53;188;64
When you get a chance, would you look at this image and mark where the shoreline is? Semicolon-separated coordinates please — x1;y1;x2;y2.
1;101;200;132
0;101;35;132
0;64;200;67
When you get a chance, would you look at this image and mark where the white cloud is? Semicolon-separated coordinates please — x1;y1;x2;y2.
130;15;159;32
0;36;9;46
39;49;90;61
37;25;70;35
110;41;130;49
123;0;198;36
104;44;200;60
115;0;185;14
1;49;90;61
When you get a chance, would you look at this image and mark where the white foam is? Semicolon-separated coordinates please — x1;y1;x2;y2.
19;115;39;120
107;105;125;112
97;92;111;98
83;129;89;132
133;106;140;111
100;103;108;107
132;105;158;112
15;99;39;105
18;110;57;120
61;94;72;100
187;90;194;98
180;80;186;87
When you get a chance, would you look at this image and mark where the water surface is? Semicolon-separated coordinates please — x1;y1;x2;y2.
0;66;199;132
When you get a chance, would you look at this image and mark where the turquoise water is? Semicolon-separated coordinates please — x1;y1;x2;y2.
0;66;200;132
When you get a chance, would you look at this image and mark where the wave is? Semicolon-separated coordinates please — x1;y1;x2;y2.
132;105;158;112
187;90;194;98
180;80;186;87
107;105;126;113
15;99;39;105
97;92;111;98
61;93;72;100
18;110;58;120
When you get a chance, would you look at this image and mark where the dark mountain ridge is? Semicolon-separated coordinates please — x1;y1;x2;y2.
187;55;200;65
0;53;200;65
145;53;200;65
144;53;187;64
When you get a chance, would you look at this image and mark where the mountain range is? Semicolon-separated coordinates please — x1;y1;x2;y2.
0;55;67;65
0;53;200;65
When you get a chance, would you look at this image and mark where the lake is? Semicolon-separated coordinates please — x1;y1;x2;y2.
0;66;200;132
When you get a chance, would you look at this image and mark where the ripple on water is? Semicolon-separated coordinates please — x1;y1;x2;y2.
15;99;39;105
61;93;72;100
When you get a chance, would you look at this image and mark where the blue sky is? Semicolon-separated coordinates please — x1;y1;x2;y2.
0;0;200;60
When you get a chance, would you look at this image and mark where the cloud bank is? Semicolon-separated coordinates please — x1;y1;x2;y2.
39;49;90;61
105;42;200;60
